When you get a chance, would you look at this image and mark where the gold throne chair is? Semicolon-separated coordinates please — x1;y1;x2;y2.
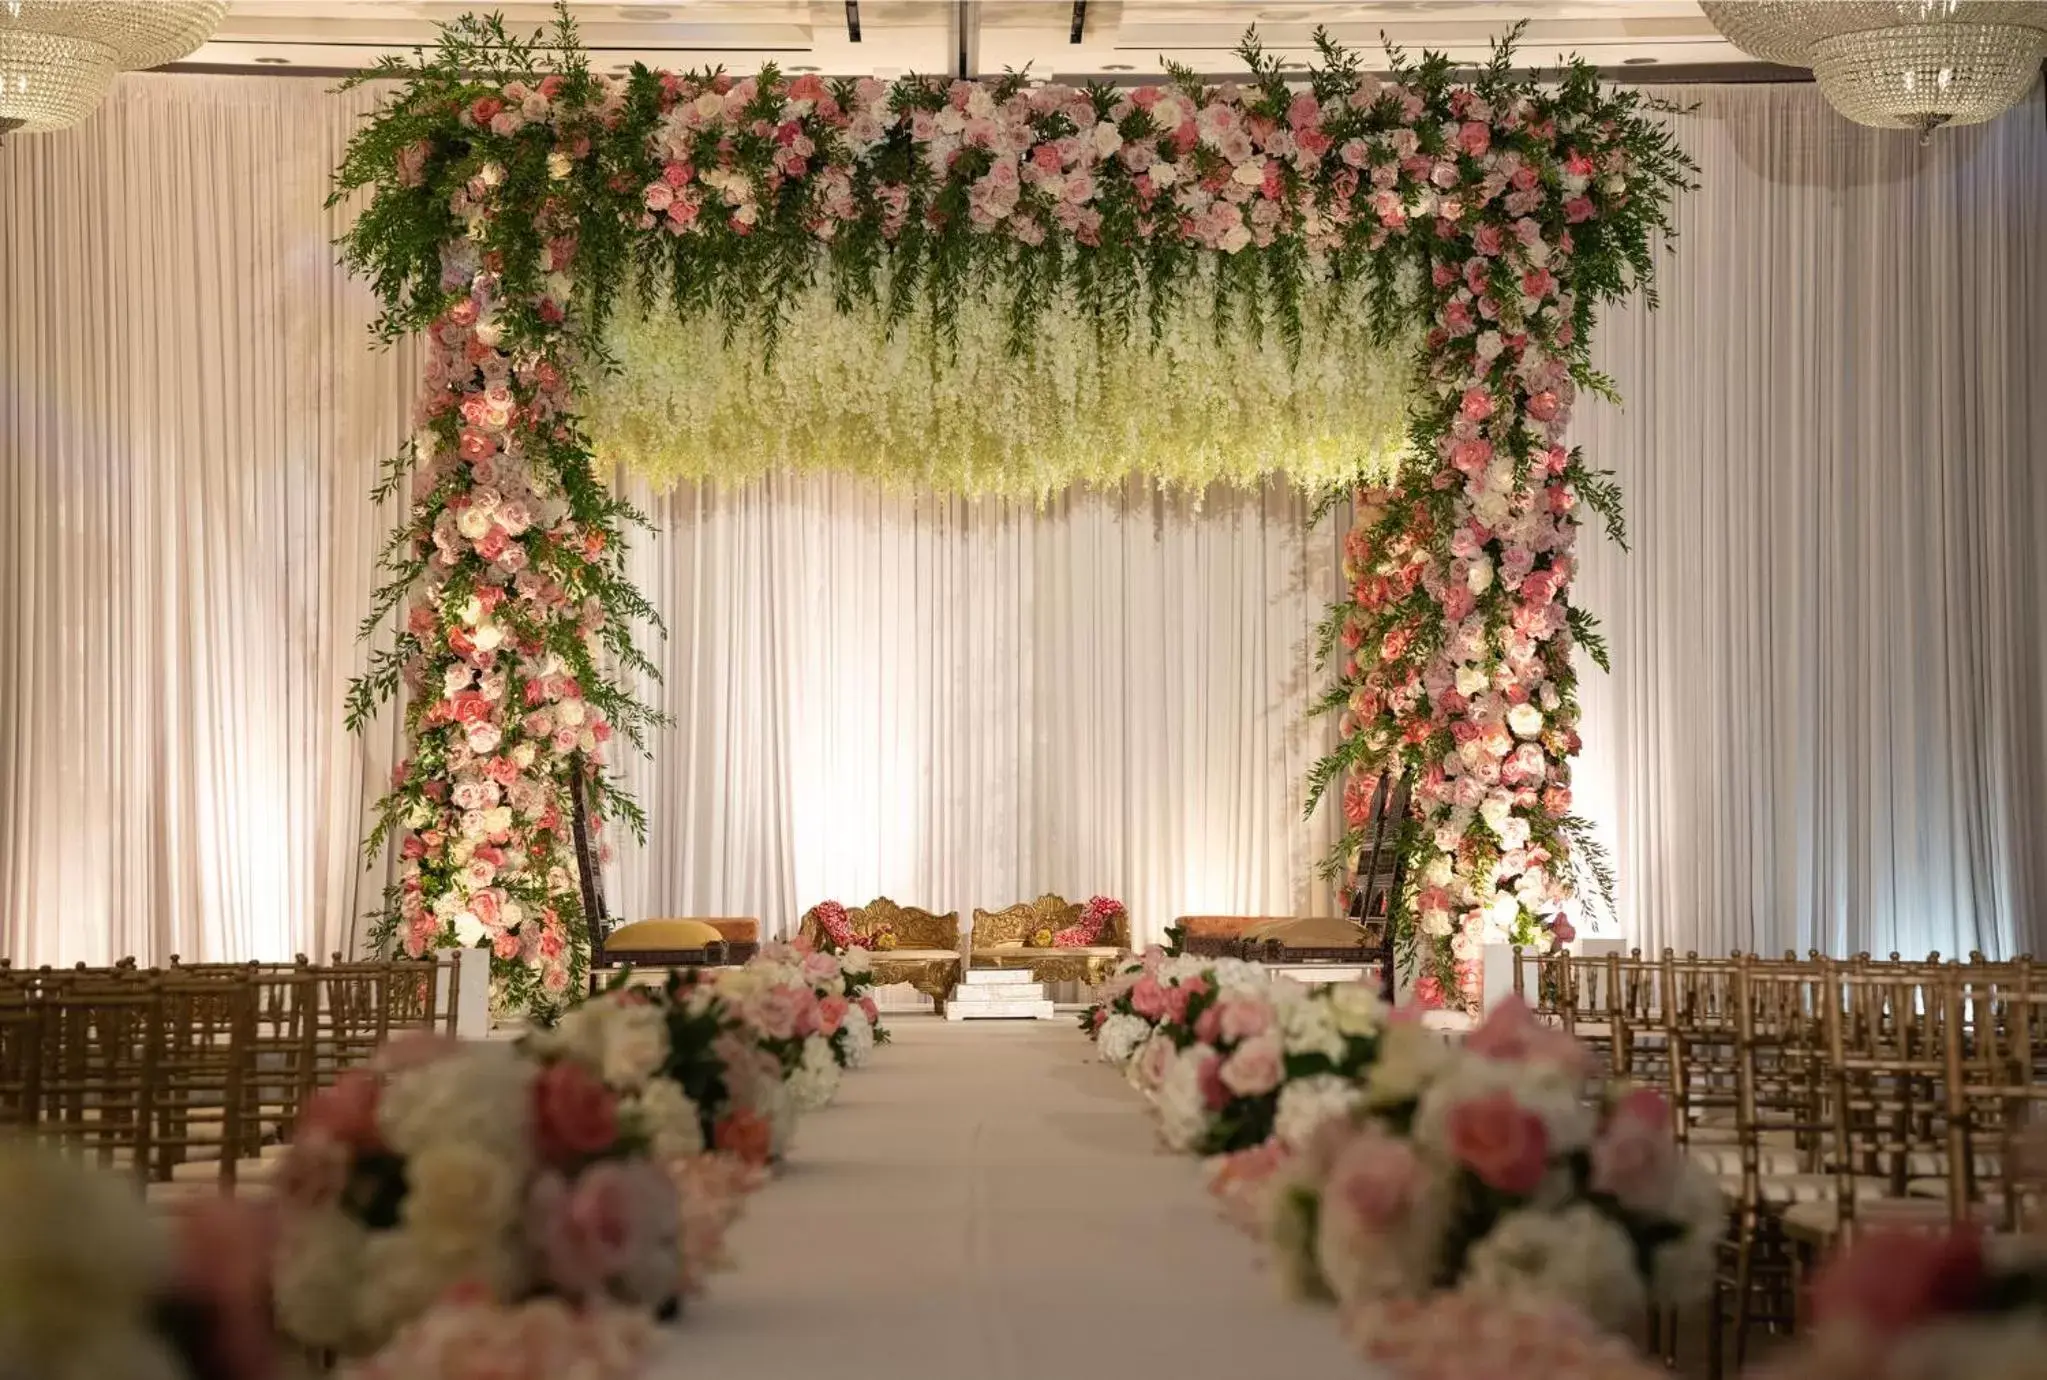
969;893;1131;986
797;898;961;1010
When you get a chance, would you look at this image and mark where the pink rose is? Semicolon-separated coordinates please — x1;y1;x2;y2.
164;1197;278;1380
1444;1089;1549;1195
1809;1230;1987;1335
275;1130;350;1210
1457;120;1491;158
801;952;842;988
817;994;850;1036
1194;1004;1223;1045
532;1059;621;1165
1465;996;1595;1075
1526;390;1561;422
1218;1034;1283;1097
1133;1034;1175;1091
1564;195;1597;224
1590;1087;1677;1209
1129;975;1169;1020
1196;1051;1232;1111
1216;994;1274;1043
297;1068;383;1151
529;1160;680;1304
857;995;878;1024
1325;1124;1424;1235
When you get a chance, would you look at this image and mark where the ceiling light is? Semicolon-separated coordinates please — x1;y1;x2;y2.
1701;1;2047;139
0;0;227;136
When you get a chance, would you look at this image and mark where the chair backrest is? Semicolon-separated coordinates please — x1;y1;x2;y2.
1944;972;2047;1233
971;894;1080;948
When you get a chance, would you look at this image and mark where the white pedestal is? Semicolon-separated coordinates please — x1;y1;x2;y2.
439;948;491;1039
945;967;1057;1021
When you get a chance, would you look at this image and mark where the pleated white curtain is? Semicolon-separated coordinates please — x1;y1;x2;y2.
2;75;2042;967
609;476;1346;944
1572;82;2047;961
0;75;412;966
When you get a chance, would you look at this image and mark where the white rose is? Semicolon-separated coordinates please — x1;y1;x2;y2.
1324;982;1386;1038
1231;157;1265;185
511;742;537;769
456;508;492;542
1362;1021;1453;1109
483;805;513;834
1479;795;1515;834
595;1004;669;1089
1454;663;1488;696
452;910;486;946
547;151;572;180
1507;703;1544;739
556;698;586;727
1091;120;1123;159
634;1079;705;1160
839;945;873;976
471;622;504;651
1466;558;1494;594
1150;160;1180;188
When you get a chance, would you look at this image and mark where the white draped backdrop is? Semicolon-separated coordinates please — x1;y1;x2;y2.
2;76;2041;965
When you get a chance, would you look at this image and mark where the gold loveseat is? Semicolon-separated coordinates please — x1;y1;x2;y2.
969;893;1131;986
797;898;961;1010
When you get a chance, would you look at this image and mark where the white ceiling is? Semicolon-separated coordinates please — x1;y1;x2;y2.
183;2;1766;77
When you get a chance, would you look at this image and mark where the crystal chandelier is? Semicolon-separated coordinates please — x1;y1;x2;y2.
1701;2;2047;139
0;1;229;137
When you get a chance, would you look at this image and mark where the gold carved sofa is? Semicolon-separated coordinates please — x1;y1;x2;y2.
797;898;961;1009
969;893;1131;986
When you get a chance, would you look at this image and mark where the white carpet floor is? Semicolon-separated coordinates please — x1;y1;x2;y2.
656;1016;1366;1379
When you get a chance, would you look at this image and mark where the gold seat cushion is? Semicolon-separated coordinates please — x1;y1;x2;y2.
604;919;726;951
872;949;960;963
972;946;1122;960
1242;916;1371;948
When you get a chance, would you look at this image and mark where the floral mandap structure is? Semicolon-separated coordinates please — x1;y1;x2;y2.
336;10;1691;1013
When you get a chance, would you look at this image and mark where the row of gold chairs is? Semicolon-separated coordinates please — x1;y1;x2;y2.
1516;946;2045;1375
0;955;454;1198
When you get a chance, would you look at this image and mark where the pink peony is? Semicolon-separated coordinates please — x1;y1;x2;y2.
1129;975;1169;1020
1590;1087;1677;1209
529;1160;679;1305
164;1197;279;1380
532;1059;621;1165
1808;1229;1987;1335
816;994;850;1036
1216;993;1275;1043
1444;1089;1549;1195
298;1068;383;1151
1325;1124;1425;1235
1218;1034;1284;1097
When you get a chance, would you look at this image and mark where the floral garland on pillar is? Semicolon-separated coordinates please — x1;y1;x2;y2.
334;11;1692;1015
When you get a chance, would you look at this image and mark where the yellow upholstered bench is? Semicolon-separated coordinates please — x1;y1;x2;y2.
595;917;758;971
969;893;1130;986
798;898;960;1010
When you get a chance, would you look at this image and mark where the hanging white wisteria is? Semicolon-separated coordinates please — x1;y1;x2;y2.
591;270;1414;499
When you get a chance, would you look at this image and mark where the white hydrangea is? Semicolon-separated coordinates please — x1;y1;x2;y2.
785;1034;842;1113
1272;1074;1365;1149
1277;994;1347;1064
840;1003;876;1069
1097;1012;1151;1066
839;945;874;976
1361;1021;1455;1110
377;1042;536;1162
1154;1047;1213;1153
1463;1204;1646;1330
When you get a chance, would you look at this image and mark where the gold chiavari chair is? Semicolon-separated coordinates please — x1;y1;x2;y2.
35;982;163;1177
1943;971;2047;1234
150;974;259;1191
0;994;42;1127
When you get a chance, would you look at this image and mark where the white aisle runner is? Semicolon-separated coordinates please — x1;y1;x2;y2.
658;1018;1365;1380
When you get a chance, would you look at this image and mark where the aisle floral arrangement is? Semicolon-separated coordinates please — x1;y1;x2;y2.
334;7;1694;1017
1084;954;1718;1340
0;1138;281;1380
1757;1229;2047;1380
269;1034;685;1356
